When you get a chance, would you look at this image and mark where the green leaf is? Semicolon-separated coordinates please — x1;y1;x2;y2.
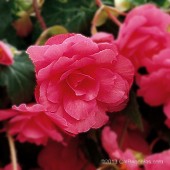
128;0;147;6
102;0;114;6
0;86;11;109
0;1;29;49
12;0;32;13
0;0;13;35
41;0;97;34
94;7;108;27
148;0;170;8
128;0;170;8
0;52;35;105
82;137;102;167
122;91;144;131
95;6;120;27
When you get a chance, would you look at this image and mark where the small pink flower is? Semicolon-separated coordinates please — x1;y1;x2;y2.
27;33;134;134
108;115;150;155
38;139;95;170
144;150;170;170
0;41;13;66
101;126;140;170
116;4;170;70
0;104;64;145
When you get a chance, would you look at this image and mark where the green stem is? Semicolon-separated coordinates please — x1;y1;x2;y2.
119;119;130;149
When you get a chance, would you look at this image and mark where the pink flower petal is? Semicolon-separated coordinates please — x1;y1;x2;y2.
63;94;96;120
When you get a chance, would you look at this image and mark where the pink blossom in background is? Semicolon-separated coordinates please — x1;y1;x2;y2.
0;41;14;66
116;4;170;70
164;102;170;128
38;139;95;170
12;12;33;38
144;150;170;170
137;49;170;127
91;32;114;43
101;126;140;170
27;33;134;135
108;115;150;155
0;164;21;170
138;67;170;106
0;104;64;145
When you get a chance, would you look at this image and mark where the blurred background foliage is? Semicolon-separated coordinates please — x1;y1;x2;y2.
1;0;170;50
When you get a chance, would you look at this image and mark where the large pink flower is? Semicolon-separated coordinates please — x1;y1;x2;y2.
27;33;134;134
38;139;95;170
116;4;170;70
0;104;64;145
0;41;13;66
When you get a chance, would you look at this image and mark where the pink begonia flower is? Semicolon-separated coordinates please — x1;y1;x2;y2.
164;102;170;128
116;4;170;70
0;104;64;145
0;41;14;66
101;126;140;170
91;32;114;43
109;115;150;155
137;49;170;127
0;163;21;170
27;33;134;134
144;150;170;170
38;139;96;170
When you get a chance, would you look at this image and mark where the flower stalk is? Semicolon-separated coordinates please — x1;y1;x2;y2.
7;133;18;170
33;0;47;30
95;0;122;27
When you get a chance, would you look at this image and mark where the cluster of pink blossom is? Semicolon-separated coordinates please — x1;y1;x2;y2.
102;123;170;170
116;4;170;128
115;3;170;169
0;3;170;170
